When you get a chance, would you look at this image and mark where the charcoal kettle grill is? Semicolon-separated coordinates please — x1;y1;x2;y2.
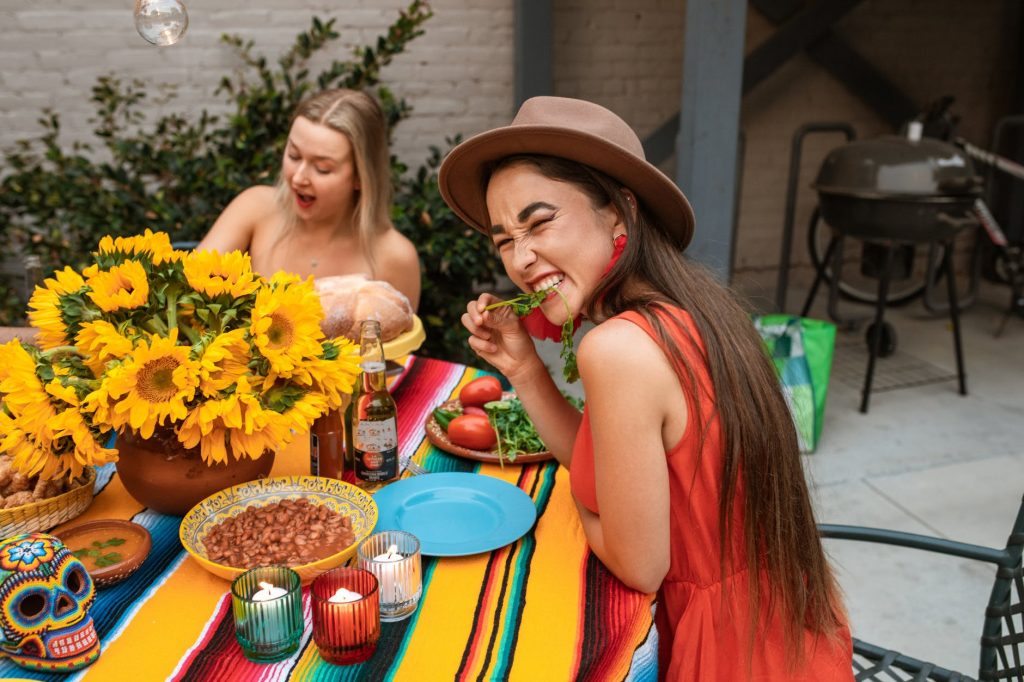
800;127;981;412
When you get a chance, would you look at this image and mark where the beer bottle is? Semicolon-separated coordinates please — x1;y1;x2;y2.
310;403;346;479
352;320;399;484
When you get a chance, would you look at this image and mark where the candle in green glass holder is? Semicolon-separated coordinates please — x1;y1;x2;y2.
231;566;303;663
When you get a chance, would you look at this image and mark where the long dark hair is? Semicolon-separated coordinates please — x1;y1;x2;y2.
490;154;846;661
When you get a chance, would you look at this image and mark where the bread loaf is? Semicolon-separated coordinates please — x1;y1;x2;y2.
314;274;414;342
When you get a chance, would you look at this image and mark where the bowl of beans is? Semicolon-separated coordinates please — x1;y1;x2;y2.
179;475;378;583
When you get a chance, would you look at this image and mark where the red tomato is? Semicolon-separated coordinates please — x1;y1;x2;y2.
462;405;487;417
447;415;497;450
459;376;503;407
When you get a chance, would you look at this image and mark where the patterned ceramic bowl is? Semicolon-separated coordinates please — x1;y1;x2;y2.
179;476;378;584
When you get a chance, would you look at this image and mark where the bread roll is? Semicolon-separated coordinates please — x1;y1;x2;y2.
314;274;414;342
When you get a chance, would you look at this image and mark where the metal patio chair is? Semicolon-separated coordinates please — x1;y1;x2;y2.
819;493;1024;681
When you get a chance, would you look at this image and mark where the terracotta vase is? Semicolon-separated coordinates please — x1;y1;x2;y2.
115;427;275;516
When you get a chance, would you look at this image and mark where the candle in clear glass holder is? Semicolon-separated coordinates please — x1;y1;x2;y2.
231;566;303;663
356;530;422;622
310;567;380;665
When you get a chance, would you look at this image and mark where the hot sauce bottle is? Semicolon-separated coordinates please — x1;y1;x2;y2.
310;402;347;480
351;320;399;485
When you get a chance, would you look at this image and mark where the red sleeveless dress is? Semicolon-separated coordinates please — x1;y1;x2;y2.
570;307;853;681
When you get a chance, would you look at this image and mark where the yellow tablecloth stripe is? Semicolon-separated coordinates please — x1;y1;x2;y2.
510;464;588;681
81;558;227;680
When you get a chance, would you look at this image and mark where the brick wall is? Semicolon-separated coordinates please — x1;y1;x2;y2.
0;0;514;178
1;0;1016;302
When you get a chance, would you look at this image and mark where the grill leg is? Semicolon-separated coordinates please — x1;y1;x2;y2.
943;242;968;395
800;235;838;318
861;244;895;413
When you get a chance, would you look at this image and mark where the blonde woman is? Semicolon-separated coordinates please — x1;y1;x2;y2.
198;89;420;309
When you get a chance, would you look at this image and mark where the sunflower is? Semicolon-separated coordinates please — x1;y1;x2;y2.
44;378;80;406
44;408;118;479
27;267;88;349
179;378;273;463
86;260;150;313
0;342;60;476
100;331;199;438
183;250;261;299
76;320;135;376
96;229;179;265
250;274;325;375
231;397;296;460
289;339;361;409
0;341;56;439
197;329;251;397
178;396;233;464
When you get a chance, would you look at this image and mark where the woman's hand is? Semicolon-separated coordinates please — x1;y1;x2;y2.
462;293;543;385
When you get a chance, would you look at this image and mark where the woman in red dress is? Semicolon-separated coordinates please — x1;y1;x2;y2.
439;97;854;680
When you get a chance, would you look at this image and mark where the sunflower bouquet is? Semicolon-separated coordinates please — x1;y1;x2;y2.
0;230;360;482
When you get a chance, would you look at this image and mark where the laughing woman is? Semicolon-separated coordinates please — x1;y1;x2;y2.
198;88;420;309
440;97;853;681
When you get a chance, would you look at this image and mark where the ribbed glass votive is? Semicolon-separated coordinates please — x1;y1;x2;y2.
230;566;303;663
310;567;380;665
357;530;422;622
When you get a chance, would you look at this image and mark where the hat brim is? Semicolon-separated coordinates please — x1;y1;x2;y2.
438;125;695;249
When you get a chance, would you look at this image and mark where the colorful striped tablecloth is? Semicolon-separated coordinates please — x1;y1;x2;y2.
1;356;656;681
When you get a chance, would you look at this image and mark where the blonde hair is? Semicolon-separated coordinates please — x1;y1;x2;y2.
273;88;393;272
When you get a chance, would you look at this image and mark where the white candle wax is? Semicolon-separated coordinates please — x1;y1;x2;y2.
328;587;363;604
251;581;287;602
373;544;405;604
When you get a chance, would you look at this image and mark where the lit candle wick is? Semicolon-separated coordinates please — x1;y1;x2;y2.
375;544;403;562
251;581;287;602
328;587;363;604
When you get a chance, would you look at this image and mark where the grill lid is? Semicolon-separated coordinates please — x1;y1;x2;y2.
813;135;980;199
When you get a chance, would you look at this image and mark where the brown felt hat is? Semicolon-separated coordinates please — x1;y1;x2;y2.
438;96;695;249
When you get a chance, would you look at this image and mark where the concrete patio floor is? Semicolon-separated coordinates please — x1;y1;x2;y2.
537;277;1023;676
805;278;1024;676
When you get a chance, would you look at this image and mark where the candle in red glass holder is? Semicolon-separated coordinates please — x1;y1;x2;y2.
310;567;380;665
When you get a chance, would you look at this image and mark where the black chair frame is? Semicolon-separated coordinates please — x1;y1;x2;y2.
820;493;1024;681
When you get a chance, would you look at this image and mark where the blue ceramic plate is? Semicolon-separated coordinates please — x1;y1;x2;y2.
373;473;537;557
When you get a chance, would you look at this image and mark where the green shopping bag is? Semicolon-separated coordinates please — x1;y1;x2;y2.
753;315;836;453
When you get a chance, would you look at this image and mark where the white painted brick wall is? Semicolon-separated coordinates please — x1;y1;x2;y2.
0;0;514;176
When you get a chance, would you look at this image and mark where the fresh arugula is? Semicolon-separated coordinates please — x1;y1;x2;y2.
484;288;579;383
484;398;546;465
73;537;126;568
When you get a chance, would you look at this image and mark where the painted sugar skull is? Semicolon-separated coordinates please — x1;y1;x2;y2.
0;533;100;672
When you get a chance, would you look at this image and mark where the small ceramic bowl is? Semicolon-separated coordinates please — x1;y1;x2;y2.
179;476;378;584
56;519;152;588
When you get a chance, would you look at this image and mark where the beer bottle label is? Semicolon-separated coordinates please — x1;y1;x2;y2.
354;417;398;482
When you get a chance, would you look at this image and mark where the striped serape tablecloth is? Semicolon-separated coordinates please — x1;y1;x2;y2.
1;355;656;681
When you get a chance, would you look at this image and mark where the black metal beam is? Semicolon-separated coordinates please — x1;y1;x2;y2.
743;0;863;94
750;0;918;128
803;35;918;129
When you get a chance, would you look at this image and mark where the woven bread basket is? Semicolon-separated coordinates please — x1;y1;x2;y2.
0;467;96;538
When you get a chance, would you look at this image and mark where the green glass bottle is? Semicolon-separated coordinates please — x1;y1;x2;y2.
351;320;399;484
